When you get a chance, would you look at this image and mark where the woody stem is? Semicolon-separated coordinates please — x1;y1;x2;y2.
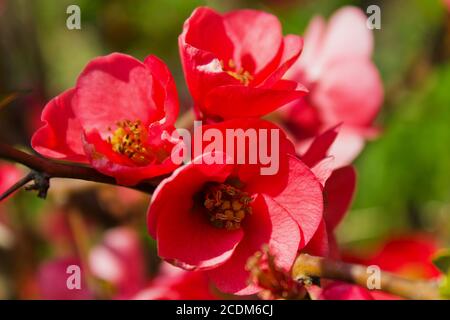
292;254;441;300
0;142;163;198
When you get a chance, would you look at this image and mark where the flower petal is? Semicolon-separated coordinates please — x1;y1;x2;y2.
208;195;300;294
323;166;356;231
143;55;179;127
300;125;339;168
258;35;304;88
74;53;161;136
205;84;306;119
312;59;383;127
223;9;283;75
247;155;323;247
318;7;374;68
31;89;88;163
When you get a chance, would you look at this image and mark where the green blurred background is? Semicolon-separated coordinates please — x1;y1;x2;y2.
1;0;450;295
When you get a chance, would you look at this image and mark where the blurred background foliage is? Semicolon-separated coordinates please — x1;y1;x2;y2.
1;0;450;298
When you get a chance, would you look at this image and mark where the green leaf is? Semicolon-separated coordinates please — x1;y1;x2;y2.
432;249;450;274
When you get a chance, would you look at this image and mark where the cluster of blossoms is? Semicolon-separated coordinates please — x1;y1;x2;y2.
28;6;401;298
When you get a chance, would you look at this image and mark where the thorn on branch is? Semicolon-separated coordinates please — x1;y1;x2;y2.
24;171;51;199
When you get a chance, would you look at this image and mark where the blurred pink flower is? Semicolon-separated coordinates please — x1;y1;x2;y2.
37;227;147;299
0;163;22;201
134;262;217;300
37;257;92;300
444;0;450;11
89;227;147;298
283;6;383;167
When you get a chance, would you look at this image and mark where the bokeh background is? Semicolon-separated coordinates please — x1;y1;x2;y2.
0;0;449;299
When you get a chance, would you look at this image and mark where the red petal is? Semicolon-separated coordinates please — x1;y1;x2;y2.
300;125;339;168
245;155;323;249
143;55;179;127
310;156;335;186
323;166;356;231
318;282;374;300
74;53;162;136
223;9;283;75
303;219;329;257
205;85;306;119
32;89;88;163
258;35;304;88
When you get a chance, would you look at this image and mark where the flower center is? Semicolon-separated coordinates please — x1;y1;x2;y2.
203;182;252;230
107;120;153;165
221;59;253;86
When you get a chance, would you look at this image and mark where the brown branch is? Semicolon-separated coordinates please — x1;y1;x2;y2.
293;253;441;300
0;142;164;198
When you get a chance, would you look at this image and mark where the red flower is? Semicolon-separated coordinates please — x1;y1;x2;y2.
352;234;441;279
179;7;307;121
32;53;180;185
282;6;383;167
134;262;217;300
147;119;323;294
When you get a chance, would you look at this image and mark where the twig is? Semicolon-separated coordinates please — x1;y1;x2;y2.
292;254;441;300
0;142;164;198
0;172;34;201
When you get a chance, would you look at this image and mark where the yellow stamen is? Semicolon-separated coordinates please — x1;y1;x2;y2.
203;183;253;231
221;59;253;86
108;120;153;165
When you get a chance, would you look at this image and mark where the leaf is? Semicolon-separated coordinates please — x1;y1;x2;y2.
432;249;450;274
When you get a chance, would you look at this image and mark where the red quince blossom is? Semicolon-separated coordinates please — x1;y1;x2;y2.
282;6;383;167
134;262;217;300
179;7;307;121
32;53;180;186
312;235;441;300
147;119;323;294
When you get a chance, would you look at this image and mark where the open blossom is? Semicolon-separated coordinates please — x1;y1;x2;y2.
312;235;441;300
134;262;217;300
147;119;323;294
32;53;180;185
282;6;383;167
179;7;307;121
